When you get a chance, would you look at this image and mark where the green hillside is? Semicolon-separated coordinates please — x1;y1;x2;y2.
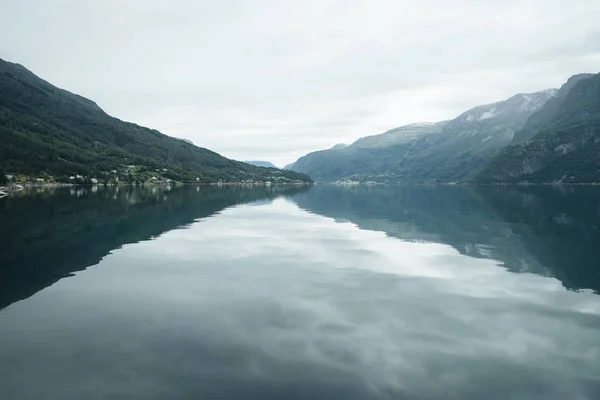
0;59;312;184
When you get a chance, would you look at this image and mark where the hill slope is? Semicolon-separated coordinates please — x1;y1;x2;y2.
0;59;312;184
476;73;600;183
290;90;555;183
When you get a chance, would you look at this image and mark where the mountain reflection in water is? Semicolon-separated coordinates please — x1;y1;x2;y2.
0;185;309;310
291;184;600;294
0;185;599;400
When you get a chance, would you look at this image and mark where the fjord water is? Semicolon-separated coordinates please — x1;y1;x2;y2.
0;185;599;399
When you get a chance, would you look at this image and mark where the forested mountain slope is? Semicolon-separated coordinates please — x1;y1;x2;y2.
0;59;312;184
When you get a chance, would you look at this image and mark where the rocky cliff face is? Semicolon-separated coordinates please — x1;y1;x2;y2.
476;73;600;183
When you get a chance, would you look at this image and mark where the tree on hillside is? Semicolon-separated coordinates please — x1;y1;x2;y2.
0;167;7;185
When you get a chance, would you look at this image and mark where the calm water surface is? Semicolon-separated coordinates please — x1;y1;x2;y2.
1;185;599;399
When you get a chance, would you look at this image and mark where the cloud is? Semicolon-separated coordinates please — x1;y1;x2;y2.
1;0;600;165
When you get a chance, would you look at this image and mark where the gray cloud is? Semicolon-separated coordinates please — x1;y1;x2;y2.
1;0;600;165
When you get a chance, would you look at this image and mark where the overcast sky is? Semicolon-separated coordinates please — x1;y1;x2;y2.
1;0;600;166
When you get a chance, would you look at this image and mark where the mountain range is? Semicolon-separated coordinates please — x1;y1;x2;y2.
2;57;598;186
0;58;312;185
289;73;599;184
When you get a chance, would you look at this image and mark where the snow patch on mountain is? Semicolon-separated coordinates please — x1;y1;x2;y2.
479;108;499;120
331;143;349;150
406;122;438;127
542;88;559;97
516;94;545;112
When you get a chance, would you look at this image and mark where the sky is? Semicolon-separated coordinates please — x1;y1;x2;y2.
1;0;600;166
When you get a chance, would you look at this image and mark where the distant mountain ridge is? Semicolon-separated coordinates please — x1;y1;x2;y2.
243;161;278;168
0;58;312;184
289;88;557;183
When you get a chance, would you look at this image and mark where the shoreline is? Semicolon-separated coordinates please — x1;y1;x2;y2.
0;181;313;192
3;181;599;193
328;182;600;186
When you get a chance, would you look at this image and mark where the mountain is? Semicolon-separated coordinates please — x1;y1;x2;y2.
0;59;312;184
476;73;600;183
289;91;556;183
243;161;278;168
511;75;593;144
290;123;445;182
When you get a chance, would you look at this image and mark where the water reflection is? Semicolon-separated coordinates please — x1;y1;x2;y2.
0;185;309;310
290;185;600;293
477;185;600;293
0;185;599;399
